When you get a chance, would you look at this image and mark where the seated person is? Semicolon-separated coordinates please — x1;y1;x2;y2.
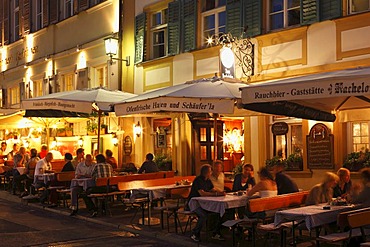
7;143;19;161
122;163;137;174
61;153;75;172
138;153;158;174
233;163;256;191
210;160;225;192
105;149;118;169
70;154;95;215
19;148;39;196
350;168;370;206
306;172;339;205
38;145;48;159
271;161;299;195
187;164;226;242
247;167;277;198
71;154;113;217
12;153;24;195
333;168;352;198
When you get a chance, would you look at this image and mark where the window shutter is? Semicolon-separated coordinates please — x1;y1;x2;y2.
49;2;58;24
300;0;319;25
3;1;9;45
0;3;3;45
242;0;262;37
320;0;341;21
167;1;181;56
19;82;26;101
2;88;7;108
79;0;89;11
182;0;197;52
42;0;48;27
226;0;242;38
74;0;79;14
134;13;146;64
76;68;89;90
22;0;31;35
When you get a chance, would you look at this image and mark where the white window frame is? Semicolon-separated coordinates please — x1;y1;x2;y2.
347;121;370;153
95;64;108;88
32;0;43;31
201;5;226;45
349;0;370;14
150;9;168;59
60;72;75;92
12;0;20;42
270;116;303;159
267;0;301;31
9;86;20;105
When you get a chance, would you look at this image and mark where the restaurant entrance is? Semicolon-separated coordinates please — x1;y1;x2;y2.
192;120;223;175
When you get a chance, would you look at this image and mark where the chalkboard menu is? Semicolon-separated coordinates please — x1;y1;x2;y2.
301;0;318;25
307;123;334;169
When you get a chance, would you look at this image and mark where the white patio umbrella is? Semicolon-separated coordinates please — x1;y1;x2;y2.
21;87;136;151
114;77;248;160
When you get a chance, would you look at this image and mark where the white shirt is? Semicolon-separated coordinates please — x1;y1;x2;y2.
34;158;52;177
210;172;225;192
75;161;95;178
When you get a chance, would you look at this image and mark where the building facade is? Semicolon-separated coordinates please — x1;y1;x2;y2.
129;0;370;189
0;0;134;159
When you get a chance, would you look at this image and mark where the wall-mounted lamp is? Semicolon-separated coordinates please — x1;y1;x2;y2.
78;137;83;147
133;121;142;137
112;133;119;146
76;45;80;52
104;36;130;66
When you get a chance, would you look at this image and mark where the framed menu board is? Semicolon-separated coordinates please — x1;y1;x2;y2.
307;123;334;169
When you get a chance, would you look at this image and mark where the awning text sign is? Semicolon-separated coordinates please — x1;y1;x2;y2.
115;97;235;116
242;77;370;104
22;99;93;114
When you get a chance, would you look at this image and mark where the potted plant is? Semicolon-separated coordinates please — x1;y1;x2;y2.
86;122;98;135
100;124;108;135
57;128;66;137
286;152;303;171
343;149;370;171
154;153;172;171
265;156;287;169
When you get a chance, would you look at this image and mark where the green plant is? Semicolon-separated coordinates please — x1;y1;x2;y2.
232;162;243;177
86;122;98;132
343;149;370;171
154;153;172;171
265;156;287;169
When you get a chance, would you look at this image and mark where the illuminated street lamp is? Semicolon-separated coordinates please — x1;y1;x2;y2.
104;36;130;66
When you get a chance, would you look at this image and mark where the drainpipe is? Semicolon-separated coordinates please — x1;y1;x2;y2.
117;0;123;91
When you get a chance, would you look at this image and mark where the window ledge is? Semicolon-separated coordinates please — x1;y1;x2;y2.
139;55;174;68
286;170;313;178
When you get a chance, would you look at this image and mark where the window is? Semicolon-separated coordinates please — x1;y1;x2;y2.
351;122;369;152
32;0;43;32
201;0;226;44
9;87;20;105
150;9;168;59
60;73;75;92
11;0;20;42
32;80;43;97
349;0;370;14
89;0;106;7
271;117;303;159
96;66;108;87
269;0;300;31
59;0;74;20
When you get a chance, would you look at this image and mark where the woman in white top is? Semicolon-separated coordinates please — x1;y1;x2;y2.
247;167;277;198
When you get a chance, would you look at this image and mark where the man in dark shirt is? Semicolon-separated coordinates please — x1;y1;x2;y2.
61;153;75;172
188;164;226;242
272;163;299;195
138;153;158;174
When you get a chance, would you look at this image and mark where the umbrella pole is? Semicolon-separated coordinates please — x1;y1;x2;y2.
213;113;218;161
97;110;101;153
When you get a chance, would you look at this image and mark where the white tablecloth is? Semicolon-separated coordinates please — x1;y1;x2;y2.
70;178;95;191
274;203;356;230
34;173;55;184
189;194;249;217
132;184;191;202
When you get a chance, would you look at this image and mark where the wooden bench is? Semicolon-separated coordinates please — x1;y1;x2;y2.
318;207;370;245
223;191;309;247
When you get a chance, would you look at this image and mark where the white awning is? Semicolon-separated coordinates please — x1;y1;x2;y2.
241;67;370;113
